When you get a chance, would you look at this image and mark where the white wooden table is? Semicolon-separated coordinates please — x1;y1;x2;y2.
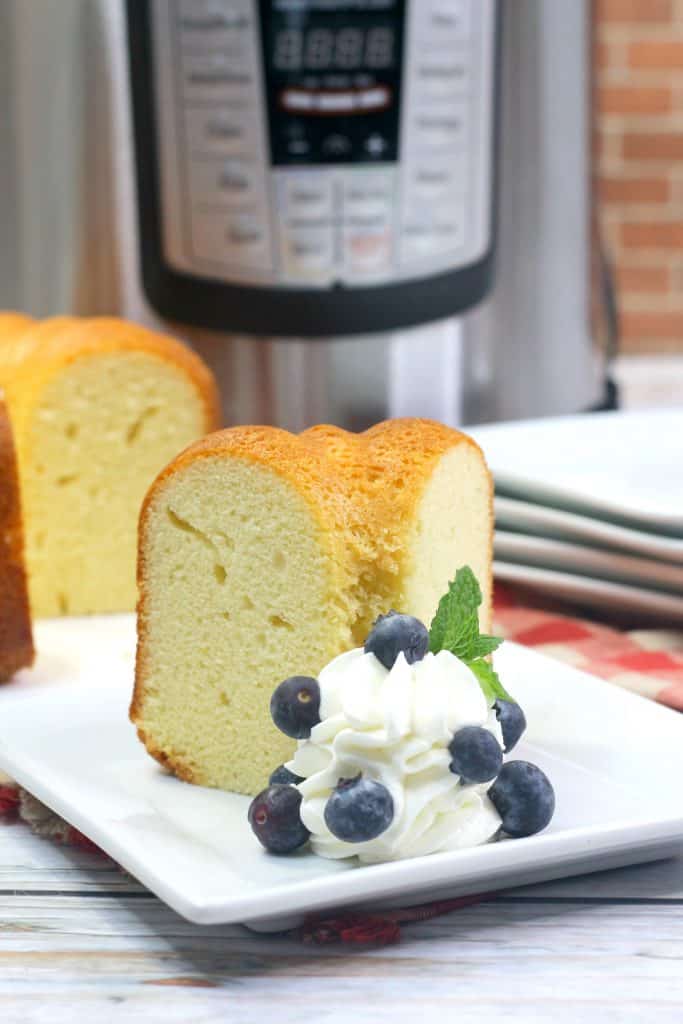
1;822;681;1023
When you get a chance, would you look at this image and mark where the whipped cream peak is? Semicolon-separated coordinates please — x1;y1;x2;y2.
288;646;503;863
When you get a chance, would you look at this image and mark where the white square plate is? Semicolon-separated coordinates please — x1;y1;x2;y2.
495;496;683;564
1;615;682;928
495;530;683;594
494;561;683;624
471;410;683;536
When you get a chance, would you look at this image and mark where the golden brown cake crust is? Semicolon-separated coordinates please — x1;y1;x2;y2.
0;312;34;344
0;396;34;681
131;419;494;778
0;317;221;435
137;418;487;531
0;317;78;382
137;418;492;598
54;319;221;431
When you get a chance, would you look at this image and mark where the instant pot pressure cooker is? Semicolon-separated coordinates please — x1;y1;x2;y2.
127;0;499;336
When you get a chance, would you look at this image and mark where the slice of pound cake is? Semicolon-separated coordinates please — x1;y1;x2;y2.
132;419;493;795
0;317;220;616
0;396;33;680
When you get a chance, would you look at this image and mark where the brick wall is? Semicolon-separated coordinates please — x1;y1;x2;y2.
595;0;683;353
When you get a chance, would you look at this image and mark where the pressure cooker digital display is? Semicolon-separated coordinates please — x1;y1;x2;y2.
270;21;396;71
262;0;404;165
127;0;499;336
272;26;396;70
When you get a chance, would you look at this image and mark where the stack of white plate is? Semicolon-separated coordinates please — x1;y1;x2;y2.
470;410;683;623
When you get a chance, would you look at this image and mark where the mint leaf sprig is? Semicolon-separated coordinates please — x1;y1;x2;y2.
428;566;514;704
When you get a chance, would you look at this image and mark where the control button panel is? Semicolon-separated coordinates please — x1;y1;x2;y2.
184;108;258;158
428;1;472;38
153;0;274;279
343;173;393;219
284;175;334;220
280;224;334;281
152;0;494;288
341;170;393;277
188;158;260;208
397;0;492;272
191;209;269;269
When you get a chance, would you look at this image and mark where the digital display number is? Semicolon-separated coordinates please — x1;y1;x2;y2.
273;26;395;72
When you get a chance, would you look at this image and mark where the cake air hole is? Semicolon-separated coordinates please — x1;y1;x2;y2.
219;692;231;706
242;595;255;610
57;592;69;614
273;551;286;570
56;474;78;487
65;423;79;439
268;614;294;631
126;406;159;445
166;508;228;586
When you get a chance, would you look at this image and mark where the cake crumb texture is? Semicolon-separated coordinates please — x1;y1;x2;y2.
133;419;493;795
0;314;220;617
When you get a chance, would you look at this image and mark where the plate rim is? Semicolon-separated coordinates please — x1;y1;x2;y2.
1;738;681;926
494;560;683;622
495;496;683;563
495;529;683;594
1;640;683;926
470;410;683;535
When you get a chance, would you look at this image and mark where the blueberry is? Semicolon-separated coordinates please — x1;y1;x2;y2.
248;784;310;854
488;761;555;838
364;611;429;670
448;725;503;783
270;676;321;739
324;775;394;843
268;764;304;786
494;699;527;753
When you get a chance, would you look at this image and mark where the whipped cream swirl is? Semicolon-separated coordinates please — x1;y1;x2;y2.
287;647;503;864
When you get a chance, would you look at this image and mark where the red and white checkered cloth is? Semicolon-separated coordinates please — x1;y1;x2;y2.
493;583;683;711
1;583;681;945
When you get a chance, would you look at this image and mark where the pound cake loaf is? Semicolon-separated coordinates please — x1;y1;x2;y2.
132;419;493;795
0;396;33;680
0;316;220;616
